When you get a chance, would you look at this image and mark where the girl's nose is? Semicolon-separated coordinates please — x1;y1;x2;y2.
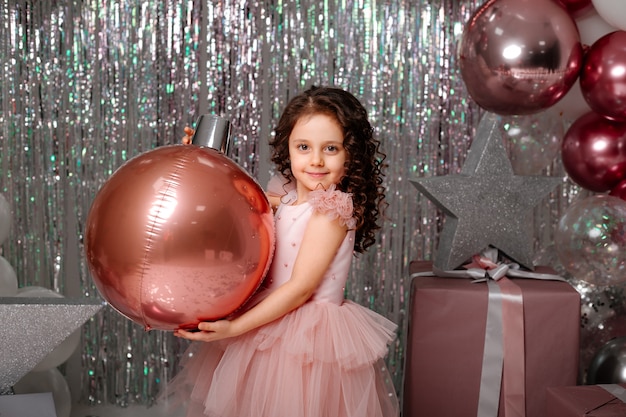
311;151;324;166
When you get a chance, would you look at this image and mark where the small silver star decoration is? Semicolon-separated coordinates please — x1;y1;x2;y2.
0;297;104;393
411;112;560;271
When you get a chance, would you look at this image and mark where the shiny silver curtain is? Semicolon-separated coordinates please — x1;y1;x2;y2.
3;0;581;407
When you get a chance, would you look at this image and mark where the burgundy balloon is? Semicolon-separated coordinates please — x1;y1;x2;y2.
557;0;593;18
610;180;626;200
459;0;583;115
84;145;275;331
580;31;626;122
561;112;626;192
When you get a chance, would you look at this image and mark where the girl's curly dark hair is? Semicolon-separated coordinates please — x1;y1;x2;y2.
269;85;386;253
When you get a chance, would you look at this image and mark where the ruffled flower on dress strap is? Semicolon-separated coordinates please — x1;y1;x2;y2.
309;186;357;229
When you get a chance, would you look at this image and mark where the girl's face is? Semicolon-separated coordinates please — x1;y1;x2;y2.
288;113;346;200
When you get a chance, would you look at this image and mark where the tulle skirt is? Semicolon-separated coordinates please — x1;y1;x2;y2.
159;299;400;417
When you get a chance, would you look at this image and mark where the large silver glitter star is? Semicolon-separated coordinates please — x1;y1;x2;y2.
411;113;560;271
0;297;104;393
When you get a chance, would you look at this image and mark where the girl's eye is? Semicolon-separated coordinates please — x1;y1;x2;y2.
297;144;309;151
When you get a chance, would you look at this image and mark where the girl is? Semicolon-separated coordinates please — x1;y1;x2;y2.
164;85;399;417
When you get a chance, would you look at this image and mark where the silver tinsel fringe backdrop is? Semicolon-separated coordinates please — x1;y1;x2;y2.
0;0;596;407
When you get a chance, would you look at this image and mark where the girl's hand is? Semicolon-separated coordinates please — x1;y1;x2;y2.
182;126;195;144
173;319;241;342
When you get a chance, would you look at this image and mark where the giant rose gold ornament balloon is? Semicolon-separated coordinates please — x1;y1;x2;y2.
459;0;583;115
85;117;275;331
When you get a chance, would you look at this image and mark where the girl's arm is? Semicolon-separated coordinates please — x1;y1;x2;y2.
266;194;281;211
174;210;348;342
265;174;290;211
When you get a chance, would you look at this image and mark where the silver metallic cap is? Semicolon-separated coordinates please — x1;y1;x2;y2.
191;114;231;154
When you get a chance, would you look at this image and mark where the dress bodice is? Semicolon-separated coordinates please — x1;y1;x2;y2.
265;188;356;305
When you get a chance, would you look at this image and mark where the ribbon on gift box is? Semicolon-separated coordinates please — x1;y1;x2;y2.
599;384;626;403
411;248;566;417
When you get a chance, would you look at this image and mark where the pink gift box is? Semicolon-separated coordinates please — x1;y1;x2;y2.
403;261;581;417
546;385;626;417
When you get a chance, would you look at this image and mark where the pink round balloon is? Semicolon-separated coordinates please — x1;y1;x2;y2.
85;145;275;331
561;112;626;192
580;31;626;122
557;0;594;18
459;0;583;115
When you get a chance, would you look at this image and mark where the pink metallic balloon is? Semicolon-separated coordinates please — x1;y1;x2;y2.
580;31;626;122
85;145;275;331
561;112;626;192
557;0;593;18
459;0;583;115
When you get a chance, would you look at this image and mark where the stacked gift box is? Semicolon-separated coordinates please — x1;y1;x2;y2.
403;261;581;417
546;384;626;416
403;261;626;416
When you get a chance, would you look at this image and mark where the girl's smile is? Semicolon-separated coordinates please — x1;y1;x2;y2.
288;113;347;201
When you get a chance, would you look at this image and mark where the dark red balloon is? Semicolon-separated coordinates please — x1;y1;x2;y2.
85;145;275;331
580;31;626;122
561;112;626;192
557;0;593;18
609;180;626;200
459;0;582;115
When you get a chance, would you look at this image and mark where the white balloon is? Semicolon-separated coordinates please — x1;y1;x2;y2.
592;0;626;31
13;368;72;417
16;286;63;298
0;255;18;296
0;193;10;245
16;286;82;371
553;79;589;123
553;12;618;123
577;11;618;46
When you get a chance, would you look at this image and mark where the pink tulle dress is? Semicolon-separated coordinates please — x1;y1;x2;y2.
160;183;400;417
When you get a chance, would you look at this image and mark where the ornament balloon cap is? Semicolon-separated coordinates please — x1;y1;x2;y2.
191;114;231;154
